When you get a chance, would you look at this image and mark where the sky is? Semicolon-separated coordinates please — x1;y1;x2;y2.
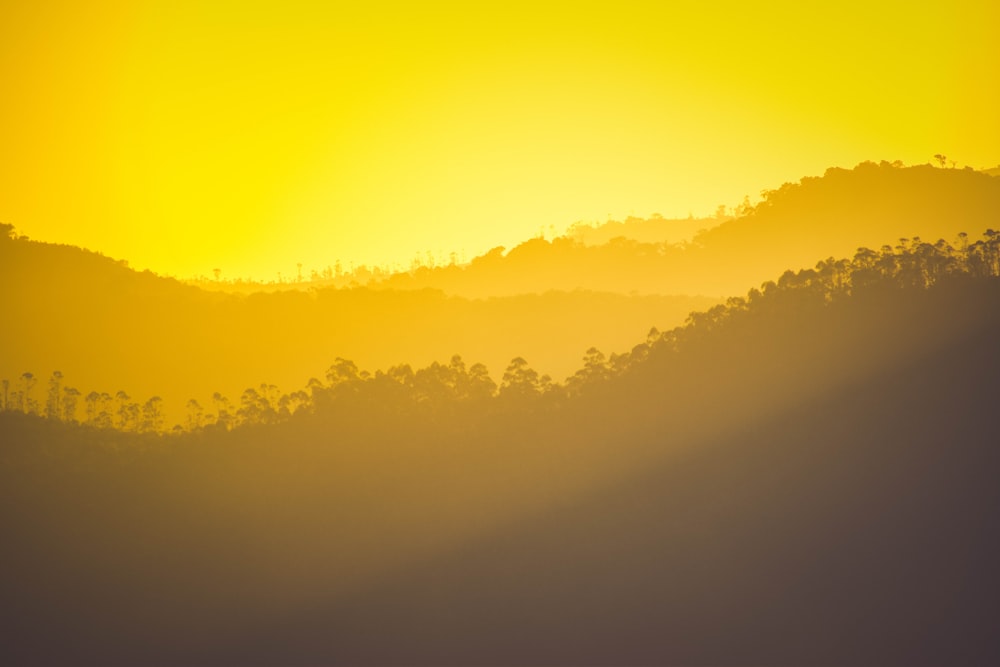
1;1;997;280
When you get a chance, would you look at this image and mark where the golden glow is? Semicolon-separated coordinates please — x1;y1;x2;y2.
1;1;997;279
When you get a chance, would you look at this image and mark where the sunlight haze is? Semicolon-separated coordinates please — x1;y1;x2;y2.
1;0;996;279
3;4;1000;662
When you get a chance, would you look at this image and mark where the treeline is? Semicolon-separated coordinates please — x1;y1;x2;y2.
1;223;717;426
186;214;721;294
3;229;999;665
7;229;997;435
0;371;166;433
326;162;1000;298
565;213;729;246
5;161;997;428
180;161;1000;299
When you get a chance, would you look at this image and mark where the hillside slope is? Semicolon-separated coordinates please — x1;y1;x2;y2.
358;162;1000;298
4;161;997;425
0;230;716;424
275;314;998;666
2;273;998;665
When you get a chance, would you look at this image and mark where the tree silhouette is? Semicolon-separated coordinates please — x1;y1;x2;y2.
499;357;542;404
186;399;205;430
85;390;100;424
96;393;113;428
19;372;36;414
45;371;63;420
567;347;609;395
61;386;80;423
5;229;999;436
114;390;132;429
212;392;234;430
140;396;164;432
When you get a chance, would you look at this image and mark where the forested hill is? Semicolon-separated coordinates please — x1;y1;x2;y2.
352;162;1000;297
0;225;717;426
565;213;721;246
3;161;997;426
686;161;1000;292
2;243;998;665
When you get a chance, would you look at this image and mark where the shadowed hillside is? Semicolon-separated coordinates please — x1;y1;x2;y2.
268;305;998;666
2;244;998;664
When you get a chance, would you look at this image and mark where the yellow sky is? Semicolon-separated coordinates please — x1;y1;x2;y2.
1;1;997;280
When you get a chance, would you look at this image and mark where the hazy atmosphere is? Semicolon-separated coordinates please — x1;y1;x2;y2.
2;2;999;666
2;1;997;279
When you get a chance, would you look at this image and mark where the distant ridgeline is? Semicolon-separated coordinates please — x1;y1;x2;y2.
189;162;1000;298
3;164;1000;667
563;213;725;247
2;161;999;429
3;229;998;434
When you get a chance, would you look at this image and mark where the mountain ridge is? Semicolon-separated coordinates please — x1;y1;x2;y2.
3;161;998;426
3;260;998;665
